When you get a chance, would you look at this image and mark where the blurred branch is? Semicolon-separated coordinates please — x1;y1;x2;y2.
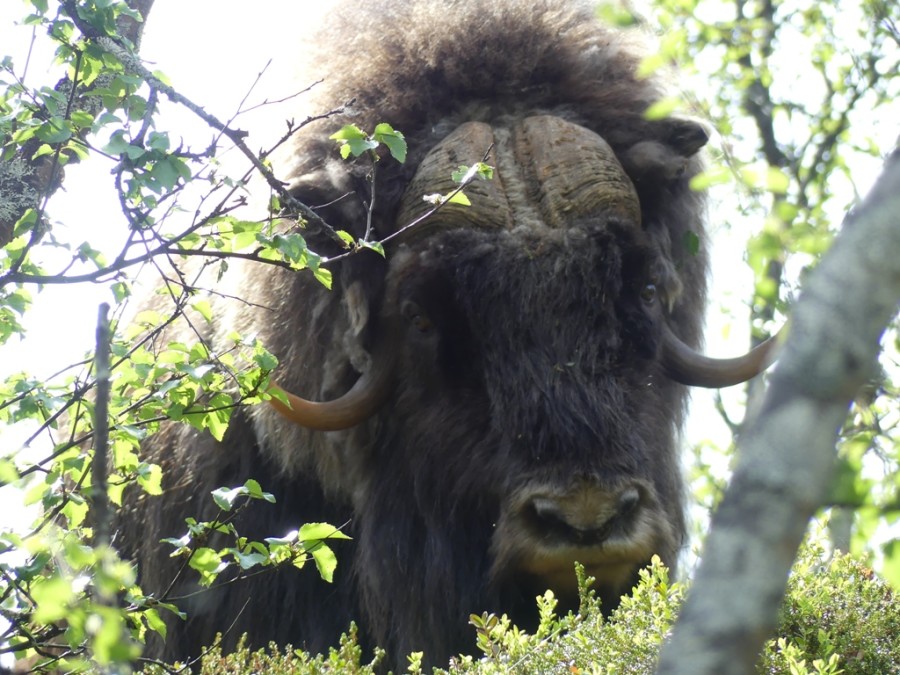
91;303;112;548
657;145;900;674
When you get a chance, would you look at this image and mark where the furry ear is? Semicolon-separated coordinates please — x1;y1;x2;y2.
619;119;709;184
620;140;694;182
663;118;709;157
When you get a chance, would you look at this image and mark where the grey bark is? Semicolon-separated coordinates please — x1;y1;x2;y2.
656;145;900;674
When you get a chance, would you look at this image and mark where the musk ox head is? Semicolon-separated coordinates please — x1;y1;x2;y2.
242;114;773;659
151;0;776;664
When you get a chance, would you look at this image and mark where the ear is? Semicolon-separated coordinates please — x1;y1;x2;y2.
619;120;709;183
287;159;370;250
663;118;710;157
620;140;692;182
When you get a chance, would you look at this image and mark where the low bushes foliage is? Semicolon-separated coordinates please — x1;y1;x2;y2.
141;541;899;674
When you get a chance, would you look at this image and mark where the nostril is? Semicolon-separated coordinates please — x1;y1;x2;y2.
617;487;641;518
527;497;592;543
531;498;568;529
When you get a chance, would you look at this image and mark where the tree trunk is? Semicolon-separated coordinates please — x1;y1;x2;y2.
656;146;900;674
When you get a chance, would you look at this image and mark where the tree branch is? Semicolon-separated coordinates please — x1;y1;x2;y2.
0;0;156;249
656;145;900;674
92;35;348;247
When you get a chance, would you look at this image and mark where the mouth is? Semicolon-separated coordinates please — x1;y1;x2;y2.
513;531;658;592
517;555;644;595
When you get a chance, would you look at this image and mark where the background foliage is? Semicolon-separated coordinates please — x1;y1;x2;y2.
0;0;898;671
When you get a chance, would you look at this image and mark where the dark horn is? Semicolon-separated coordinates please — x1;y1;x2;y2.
268;319;399;430
662;324;781;388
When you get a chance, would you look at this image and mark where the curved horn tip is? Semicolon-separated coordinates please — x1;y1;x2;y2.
266;318;402;431
662;325;783;388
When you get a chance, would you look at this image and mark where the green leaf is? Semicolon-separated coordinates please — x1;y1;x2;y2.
345;138;379;157
373;122;407;163
336;230;356;247
149;157;184;191
329;124;367;141
637;52;667;78
188;547;224;584
143;608;167;639
211;486;244;512
453;162;494;183
359;240;385;257
151;69;172;87
446;191;471;206
764;167;791;194
76;242;108;269
829;452;873;506
740;166;791;194
90;606;139;665
204;393;233;442
136;463;163;495
683;231;700;256
69;109;95;128
234;550;268;569
313;266;333;289
31;575;74;623
31;143;55;160
36;118;72;144
191;299;213;323
883;539;900;590
689;166;733;191
111;281;131;302
264;532;298;547
643;96;681;120
299;522;351;542
0;459;20;483
310;543;338;582
243;478;275;503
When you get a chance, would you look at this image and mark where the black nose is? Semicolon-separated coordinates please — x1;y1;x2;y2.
616;487;641;518
526;484;643;545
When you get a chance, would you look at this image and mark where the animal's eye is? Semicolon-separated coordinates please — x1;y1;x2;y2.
640;283;657;304
401;300;434;334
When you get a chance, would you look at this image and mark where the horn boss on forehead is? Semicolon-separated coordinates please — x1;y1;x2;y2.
395;116;642;235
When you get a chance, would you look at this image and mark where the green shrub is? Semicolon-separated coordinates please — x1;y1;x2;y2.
760;545;900;675
147;542;898;674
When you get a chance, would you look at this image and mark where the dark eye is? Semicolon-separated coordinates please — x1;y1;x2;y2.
401;300;434;334
640;283;657;304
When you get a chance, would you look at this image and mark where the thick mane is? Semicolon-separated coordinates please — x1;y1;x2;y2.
284;0;706;302
290;0;656;159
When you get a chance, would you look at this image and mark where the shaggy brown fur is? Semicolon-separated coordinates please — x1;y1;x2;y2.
119;0;710;668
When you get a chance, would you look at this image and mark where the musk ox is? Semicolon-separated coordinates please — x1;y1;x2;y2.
120;0;775;667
